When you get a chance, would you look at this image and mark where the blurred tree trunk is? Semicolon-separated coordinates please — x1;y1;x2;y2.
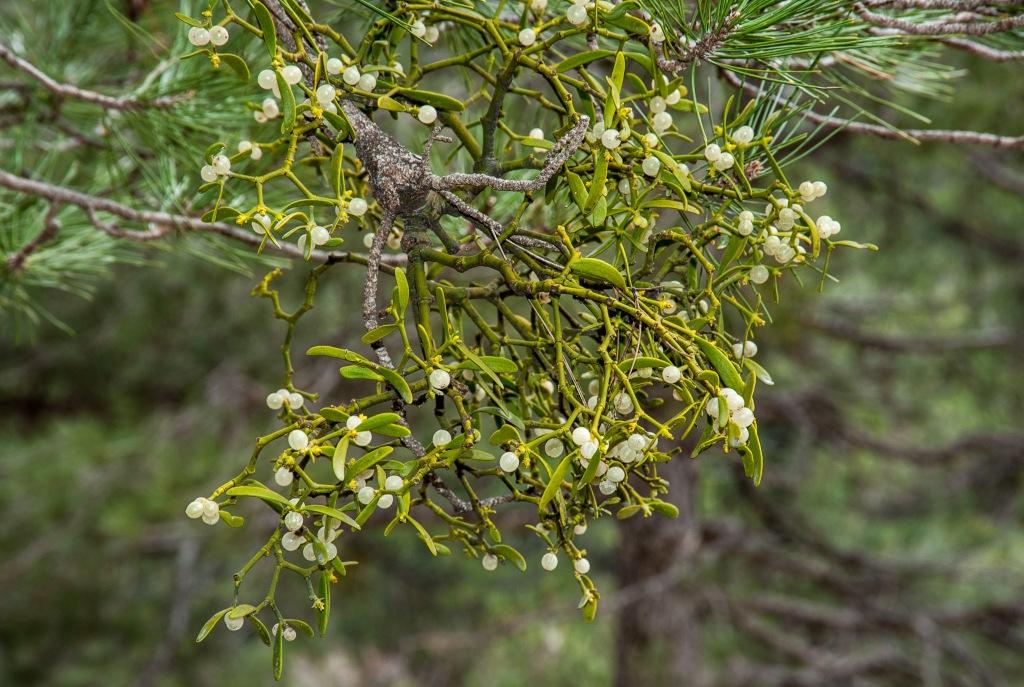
614;456;704;687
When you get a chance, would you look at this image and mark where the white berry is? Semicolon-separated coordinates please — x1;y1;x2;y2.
541;552;558;571
384;475;403;491
224;614;244;631
185;499;205;519
662;365;681;384
429;369;451;390
566;4;587;25
288;429;309;451
187;27;210;47
519;28;537;47
574;557;591;574
571;426;591;446
432;429;452;447
274;467;294;486
499;451;520;473
284;510;304;531
326;58;343;75
282;65;302;85
417;105;438;124
342;66;360;85
482;553;499;571
208;25;229;46
348;197;368;217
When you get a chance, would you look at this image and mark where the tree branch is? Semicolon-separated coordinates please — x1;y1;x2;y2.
0;42;185;111
0;169;405;265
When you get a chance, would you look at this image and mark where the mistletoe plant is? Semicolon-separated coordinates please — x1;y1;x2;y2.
4;0;1022;680
178;0;875;665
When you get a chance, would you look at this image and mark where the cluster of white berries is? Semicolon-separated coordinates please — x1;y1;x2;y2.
327;57;376;91
816;215;842;239
762;232;798;264
737;210;755;236
705;387;755;447
647;95;677;133
571;426;602;465
345;414;374;447
272;623;297;642
185;497;221;525
302;520;340;562
297;225;331;252
199;154;231;183
704;143;735;172
266;387;305;412
566;0;592;26
237;140;263;161
732;340;758;359
187;25;229;47
798;180;828;203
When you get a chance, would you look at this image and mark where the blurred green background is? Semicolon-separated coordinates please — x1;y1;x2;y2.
2;2;1023;685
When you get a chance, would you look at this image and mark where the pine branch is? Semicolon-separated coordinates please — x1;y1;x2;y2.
0;169;405;265
0;42;186;110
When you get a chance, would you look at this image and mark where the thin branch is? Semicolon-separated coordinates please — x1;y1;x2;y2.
855;2;1024;35
0;169;406;265
721;70;1024;149
5;202;60;274
0;42;185;111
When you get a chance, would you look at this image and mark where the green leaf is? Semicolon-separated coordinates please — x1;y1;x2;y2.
455;355;519;374
218;53;250;81
407;517;438;555
276;71;296;134
361;324;399;344
347;446;394;477
489;424;520;445
284;619;315;638
377;95;406;112
393;267;409;315
303;503;361;530
570;257;627;290
539;455;572;512
378;368;414;404
392;87;465;112
693;336;743;390
616;356;670;372
340;365;385;381
584;153;608;211
272;612;284;680
307;345;373;366
649;501;680;517
196;608;229;642
250;1;277;58
174;12;205;27
492;544;527;572
616;504;645;519
331;436;349;482
227;604;258;619
329;143;344;197
227;484;290;509
357;412;402;431
374;423;411;438
739;423;764;486
250;615;272;646
317;572;330;636
744;358;775;386
319;407;348;423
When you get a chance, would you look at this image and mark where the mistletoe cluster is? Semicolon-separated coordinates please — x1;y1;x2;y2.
179;0;874;675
